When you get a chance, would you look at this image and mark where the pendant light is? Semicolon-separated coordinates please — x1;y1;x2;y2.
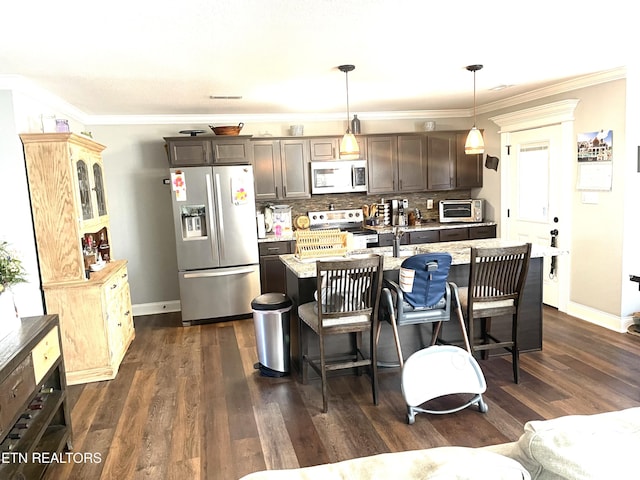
338;64;360;158
465;64;485;155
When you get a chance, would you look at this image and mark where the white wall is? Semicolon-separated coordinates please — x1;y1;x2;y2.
0;90;43;317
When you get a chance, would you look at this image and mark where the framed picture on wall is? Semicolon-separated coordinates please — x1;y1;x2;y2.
576;130;613;191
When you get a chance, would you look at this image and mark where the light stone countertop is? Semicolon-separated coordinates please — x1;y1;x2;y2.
257;222;497;243
364;221;497;234
280;238;568;279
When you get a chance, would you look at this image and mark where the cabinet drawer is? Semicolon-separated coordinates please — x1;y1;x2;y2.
469;225;497;239
104;266;129;299
408;230;439;245
259;241;293;256
439;228;469;242
0;355;35;437
32;325;61;384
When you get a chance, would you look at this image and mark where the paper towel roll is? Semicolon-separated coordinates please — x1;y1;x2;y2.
256;213;266;238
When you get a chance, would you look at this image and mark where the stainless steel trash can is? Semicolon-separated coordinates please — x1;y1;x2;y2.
251;293;293;377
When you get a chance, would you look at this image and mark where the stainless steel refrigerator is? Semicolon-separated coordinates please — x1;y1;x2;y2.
170;165;260;324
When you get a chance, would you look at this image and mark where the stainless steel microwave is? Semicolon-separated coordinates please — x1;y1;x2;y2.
439;199;483;223
310;160;367;194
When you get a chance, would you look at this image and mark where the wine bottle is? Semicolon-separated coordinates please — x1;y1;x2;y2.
351;114;361;134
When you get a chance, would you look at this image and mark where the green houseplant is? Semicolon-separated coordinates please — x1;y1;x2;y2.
1;241;26;330
0;241;27;294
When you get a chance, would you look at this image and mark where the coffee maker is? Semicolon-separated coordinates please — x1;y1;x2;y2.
390;198;409;226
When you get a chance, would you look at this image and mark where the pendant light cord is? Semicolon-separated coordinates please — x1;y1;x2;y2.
473;68;477;128
345;69;351;133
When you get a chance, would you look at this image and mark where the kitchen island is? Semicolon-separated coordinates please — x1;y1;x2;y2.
281;239;566;377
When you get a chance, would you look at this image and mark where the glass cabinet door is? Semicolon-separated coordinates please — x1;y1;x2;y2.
93;163;108;216
76;160;94;220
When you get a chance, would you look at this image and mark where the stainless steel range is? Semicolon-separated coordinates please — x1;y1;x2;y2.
307;208;379;248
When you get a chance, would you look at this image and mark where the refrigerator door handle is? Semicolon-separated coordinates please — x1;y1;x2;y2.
214;173;225;258
205;173;217;260
183;267;257;279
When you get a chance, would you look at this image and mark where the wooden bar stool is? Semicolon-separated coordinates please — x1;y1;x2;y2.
453;243;532;383
298;254;384;413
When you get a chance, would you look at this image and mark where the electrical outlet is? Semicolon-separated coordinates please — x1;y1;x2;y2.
426;199;434;209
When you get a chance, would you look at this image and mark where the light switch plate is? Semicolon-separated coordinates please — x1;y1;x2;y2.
426;199;434;209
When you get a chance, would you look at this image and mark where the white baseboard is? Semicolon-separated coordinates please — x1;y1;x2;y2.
566;301;633;333
132;300;181;317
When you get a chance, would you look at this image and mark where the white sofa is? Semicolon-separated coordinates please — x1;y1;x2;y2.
240;407;640;480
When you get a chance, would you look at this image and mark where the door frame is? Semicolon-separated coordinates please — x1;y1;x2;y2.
490;99;579;313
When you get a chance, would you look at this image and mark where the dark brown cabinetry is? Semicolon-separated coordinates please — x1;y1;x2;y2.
259;241;294;294
0;315;72;480
440;224;497;242
397;134;427;192
280;139;311;199
309;136;367;161
455;132;483;188
251;140;310;200
367;136;397;194
427;133;456;190
310;138;339;160
469;224;497;239
252;140;282;200
439;228;470;242
426;132;483;191
367;134;426;194
407;230;439;244
376;224;496;247
165;136;252;166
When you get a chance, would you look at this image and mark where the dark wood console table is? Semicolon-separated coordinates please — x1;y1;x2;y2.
0;315;72;480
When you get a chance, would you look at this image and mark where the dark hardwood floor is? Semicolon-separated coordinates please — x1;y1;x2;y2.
47;307;640;480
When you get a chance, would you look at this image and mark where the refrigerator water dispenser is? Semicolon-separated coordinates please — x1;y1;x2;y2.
181;205;207;239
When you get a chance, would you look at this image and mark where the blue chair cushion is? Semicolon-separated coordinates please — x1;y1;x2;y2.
400;253;452;309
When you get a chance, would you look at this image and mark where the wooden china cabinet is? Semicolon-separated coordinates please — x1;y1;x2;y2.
20;133;135;385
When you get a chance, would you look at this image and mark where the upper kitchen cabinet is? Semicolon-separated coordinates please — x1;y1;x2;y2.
251;139;310;200
164;136;252;166
280;139;311;198
426;131;483;190
427;133;456;190
310;137;339;160
367;135;397;193
309;136;367;161
455;132;483;188
367;134;425;194
397;134;427;192
20;133;109;283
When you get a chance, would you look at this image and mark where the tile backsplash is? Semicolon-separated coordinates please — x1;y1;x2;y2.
256;190;472;223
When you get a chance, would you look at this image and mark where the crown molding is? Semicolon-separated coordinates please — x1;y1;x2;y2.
88;108;470;126
477;67;626;115
489;99;580;132
2;67;626;126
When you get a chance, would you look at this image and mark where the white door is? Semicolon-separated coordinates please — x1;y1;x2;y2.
507;126;562;307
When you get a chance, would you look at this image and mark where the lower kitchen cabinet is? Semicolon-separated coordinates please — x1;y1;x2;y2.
407;230;439;244
259;241;294;294
439;228;470;242
377;224;496;247
469;224;497;239
0;315;72;480
42;260;135;385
